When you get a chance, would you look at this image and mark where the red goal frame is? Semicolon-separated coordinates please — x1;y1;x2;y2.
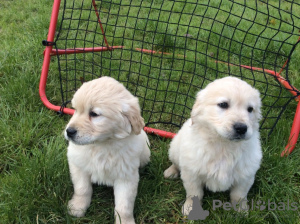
40;0;300;156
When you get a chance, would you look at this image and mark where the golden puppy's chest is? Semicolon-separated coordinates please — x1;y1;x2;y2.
68;145;138;186
89;154;123;185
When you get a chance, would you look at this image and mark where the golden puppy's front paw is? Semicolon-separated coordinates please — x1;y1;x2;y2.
68;198;87;217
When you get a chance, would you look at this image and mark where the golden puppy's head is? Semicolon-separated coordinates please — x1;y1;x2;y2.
191;77;261;141
64;76;145;145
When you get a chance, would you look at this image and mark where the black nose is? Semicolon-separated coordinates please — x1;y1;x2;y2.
233;123;247;135
66;127;77;138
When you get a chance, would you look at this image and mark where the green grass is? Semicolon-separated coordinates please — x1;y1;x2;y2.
1;0;300;223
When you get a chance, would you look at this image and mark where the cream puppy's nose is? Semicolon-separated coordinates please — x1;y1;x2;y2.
233;123;247;135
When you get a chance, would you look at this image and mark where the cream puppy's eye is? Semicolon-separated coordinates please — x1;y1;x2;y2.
89;111;99;117
218;102;229;109
248;106;254;113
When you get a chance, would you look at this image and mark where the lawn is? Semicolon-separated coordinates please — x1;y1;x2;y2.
0;0;300;223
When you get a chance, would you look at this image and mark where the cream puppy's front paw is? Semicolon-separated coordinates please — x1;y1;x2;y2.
181;197;193;216
115;212;135;224
68;196;90;217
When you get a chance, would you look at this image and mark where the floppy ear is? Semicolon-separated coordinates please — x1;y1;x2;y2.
254;89;262;122
122;100;145;135
114;113;132;139
191;90;205;125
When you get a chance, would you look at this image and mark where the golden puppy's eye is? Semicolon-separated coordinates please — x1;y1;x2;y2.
89;111;99;117
218;102;229;109
248;106;254;113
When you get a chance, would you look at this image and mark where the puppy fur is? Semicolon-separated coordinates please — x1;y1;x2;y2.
164;77;262;213
65;76;150;224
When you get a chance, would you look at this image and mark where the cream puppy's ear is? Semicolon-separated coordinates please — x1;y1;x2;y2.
191;89;206;125
253;89;262;122
122;100;145;135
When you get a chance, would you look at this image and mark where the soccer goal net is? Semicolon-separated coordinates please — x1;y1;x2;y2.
40;0;300;156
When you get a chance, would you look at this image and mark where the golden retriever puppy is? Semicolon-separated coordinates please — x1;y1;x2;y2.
164;77;262;213
64;76;150;224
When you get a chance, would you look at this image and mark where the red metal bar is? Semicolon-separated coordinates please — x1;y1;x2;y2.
216;61;300;101
144;126;176;139
39;0;70;114
135;48;186;58
92;0;110;49
39;0;120;115
238;64;300;100
281;101;300;156
48;46;124;56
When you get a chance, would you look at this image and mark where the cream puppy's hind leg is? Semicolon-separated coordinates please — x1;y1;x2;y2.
230;177;255;212
164;164;180;179
181;169;204;216
114;178;138;224
164;132;181;179
68;162;93;217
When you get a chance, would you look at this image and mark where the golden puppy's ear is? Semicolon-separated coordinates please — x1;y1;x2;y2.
122;101;145;135
114;114;132;139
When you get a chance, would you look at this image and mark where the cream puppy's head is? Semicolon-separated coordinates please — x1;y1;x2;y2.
64;76;145;145
191;77;261;141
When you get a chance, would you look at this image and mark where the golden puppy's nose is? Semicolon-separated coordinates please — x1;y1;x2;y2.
66;127;77;138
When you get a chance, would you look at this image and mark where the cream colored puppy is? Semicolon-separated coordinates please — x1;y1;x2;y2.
164;77;262;213
64;77;150;224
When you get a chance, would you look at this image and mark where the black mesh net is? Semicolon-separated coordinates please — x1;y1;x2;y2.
52;0;300;134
